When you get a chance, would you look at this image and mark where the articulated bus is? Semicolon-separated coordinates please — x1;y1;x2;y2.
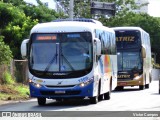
21;18;117;105
113;27;152;90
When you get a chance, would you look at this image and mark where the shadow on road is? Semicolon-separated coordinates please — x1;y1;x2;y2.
113;88;140;93
46;98;91;106
30;98;95;111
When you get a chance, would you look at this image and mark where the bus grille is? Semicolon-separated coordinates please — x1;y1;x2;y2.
118;78;133;81
45;85;76;88
40;90;81;96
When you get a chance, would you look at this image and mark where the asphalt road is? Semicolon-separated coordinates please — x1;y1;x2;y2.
0;80;159;119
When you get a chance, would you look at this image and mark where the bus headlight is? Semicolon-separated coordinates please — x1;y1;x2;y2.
133;75;142;80
79;77;94;87
29;79;42;88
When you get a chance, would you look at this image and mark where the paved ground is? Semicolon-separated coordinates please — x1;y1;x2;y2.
0;100;26;106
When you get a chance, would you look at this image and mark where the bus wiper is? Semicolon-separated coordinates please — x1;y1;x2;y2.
61;53;75;71
44;53;58;72
44;43;58;72
60;45;75;71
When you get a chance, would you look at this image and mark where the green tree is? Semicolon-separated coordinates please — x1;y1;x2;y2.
1;0;61;59
57;0;139;18
21;0;59;22
0;36;12;65
0;1;38;58
3;0;60;22
3;0;26;6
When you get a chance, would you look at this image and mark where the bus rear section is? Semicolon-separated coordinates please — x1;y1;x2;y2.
21;19;117;105
113;27;152;90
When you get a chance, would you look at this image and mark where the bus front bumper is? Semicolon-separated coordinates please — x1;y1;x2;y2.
117;76;144;87
29;82;94;99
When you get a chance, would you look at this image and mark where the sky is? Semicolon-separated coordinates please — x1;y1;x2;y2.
148;0;160;17
24;0;160;17
23;0;56;9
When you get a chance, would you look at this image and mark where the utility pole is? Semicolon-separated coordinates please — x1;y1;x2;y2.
69;0;74;19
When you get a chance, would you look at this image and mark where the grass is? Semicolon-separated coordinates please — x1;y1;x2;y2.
15;84;30;97
0;84;30;101
0;70;30;101
2;71;15;84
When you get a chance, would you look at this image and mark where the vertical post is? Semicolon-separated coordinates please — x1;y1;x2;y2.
10;59;14;77
69;0;74;20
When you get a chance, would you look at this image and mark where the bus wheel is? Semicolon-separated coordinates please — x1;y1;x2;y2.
139;85;145;90
149;74;152;83
98;94;103;101
145;84;149;89
90;96;98;104
37;97;46;106
104;91;110;100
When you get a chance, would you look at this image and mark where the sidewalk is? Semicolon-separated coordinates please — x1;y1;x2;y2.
0;100;23;106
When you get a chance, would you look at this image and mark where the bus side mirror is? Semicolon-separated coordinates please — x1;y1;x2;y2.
21;39;29;59
142;45;146;58
94;38;101;56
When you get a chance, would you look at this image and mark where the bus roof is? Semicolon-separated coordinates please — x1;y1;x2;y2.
52;18;103;26
112;26;149;36
112;26;145;32
30;21;113;34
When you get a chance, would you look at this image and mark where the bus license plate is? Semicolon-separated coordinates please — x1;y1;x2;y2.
119;82;127;86
55;91;65;94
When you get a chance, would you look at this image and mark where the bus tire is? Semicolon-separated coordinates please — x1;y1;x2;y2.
104;91;110;100
37;97;46;106
149;74;152;83
90;96;98;104
145;84;149;89
98;94;103;101
139;85;145;90
98;80;103;101
104;79;111;100
159;89;160;94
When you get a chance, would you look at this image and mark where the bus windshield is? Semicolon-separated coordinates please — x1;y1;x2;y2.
29;32;93;74
115;30;141;49
117;51;142;71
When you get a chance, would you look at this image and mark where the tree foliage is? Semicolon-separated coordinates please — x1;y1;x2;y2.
20;0;60;22
58;0;138;18
0;36;12;65
0;0;61;59
0;1;38;58
3;0;60;23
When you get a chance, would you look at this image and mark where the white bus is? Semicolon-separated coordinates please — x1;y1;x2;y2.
113;27;152;90
21;18;117;105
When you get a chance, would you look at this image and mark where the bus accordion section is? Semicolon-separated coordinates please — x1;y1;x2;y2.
21;18;117;105
113;27;152;90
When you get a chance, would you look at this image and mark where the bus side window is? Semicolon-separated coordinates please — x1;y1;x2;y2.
101;30;110;54
95;29;113;55
111;33;116;55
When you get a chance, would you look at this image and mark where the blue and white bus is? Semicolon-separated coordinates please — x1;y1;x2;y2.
21;18;117;105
